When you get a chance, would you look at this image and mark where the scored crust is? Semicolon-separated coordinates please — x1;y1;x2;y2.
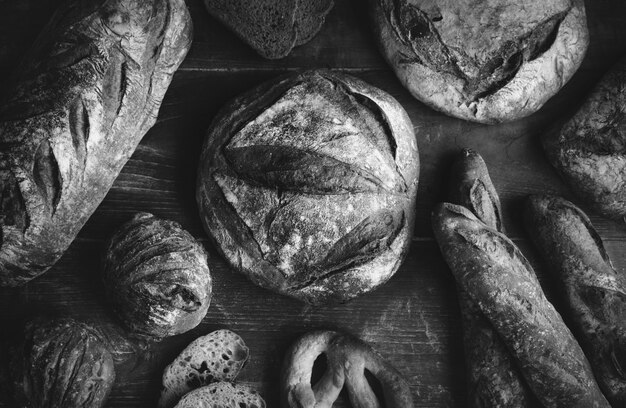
370;0;589;123
196;70;419;304
281;330;414;407
0;0;193;286
543;57;626;220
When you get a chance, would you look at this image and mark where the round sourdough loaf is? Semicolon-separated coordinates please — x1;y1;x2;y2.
196;70;419;304
369;0;589;123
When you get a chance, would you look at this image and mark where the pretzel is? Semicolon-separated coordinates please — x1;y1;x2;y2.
281;331;414;408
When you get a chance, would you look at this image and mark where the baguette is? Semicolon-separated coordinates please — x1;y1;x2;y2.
432;203;610;408
448;149;534;407
0;0;192;286
524;194;626;406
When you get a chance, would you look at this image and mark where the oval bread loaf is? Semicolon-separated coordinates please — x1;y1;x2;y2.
196;70;419;304
369;0;589;123
0;0;192;286
524;195;626;407
159;329;249;408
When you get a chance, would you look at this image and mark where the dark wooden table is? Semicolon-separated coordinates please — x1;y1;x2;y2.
0;0;625;406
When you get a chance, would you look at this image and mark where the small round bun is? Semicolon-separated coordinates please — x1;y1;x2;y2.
370;0;589;123
281;330;414;407
196;70;419;304
103;213;212;339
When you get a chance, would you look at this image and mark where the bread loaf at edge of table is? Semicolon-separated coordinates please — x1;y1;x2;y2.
0;0;192;286
525;194;626;407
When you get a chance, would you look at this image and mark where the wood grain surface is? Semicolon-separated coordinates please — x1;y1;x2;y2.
0;0;625;407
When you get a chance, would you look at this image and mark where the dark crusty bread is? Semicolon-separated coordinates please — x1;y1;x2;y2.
432;203;610;408
11;318;115;408
281;330;413;407
543;57;626;220
0;0;192;287
524;195;626;407
196;70;419;304
369;0;589;123
174;382;266;408
204;0;334;59
204;0;297;59
103;213;212;340
447;149;535;408
159;329;249;408
294;0;335;46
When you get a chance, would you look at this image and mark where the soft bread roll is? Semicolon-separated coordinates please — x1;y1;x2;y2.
196;70;419;304
369;0;589;123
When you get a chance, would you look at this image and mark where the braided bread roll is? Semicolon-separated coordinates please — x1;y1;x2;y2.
525;195;626;406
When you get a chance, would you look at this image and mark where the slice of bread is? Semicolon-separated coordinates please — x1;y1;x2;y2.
204;0;298;59
294;0;335;46
174;382;266;408
159;329;249;408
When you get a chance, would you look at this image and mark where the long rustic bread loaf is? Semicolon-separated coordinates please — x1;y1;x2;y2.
448;149;535;407
0;0;192;286
369;0;589;123
196;70;419;304
432;203;610;408
543;57;626;220
524;194;626;407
